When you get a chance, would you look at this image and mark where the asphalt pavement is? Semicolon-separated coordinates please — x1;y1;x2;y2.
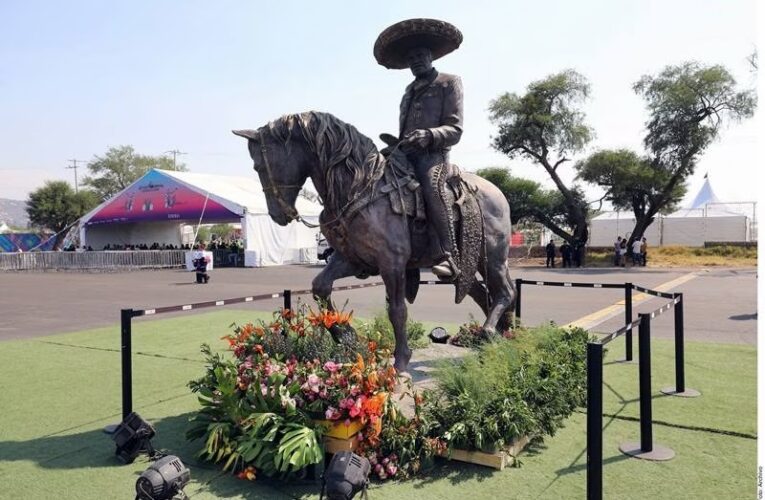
0;265;756;345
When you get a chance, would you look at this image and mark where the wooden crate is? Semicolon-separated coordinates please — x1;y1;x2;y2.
437;436;531;471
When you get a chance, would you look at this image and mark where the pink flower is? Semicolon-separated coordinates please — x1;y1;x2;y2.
325;406;341;420
382;457;390;466
307;374;320;386
386;464;397;476
323;361;340;373
374;463;383;474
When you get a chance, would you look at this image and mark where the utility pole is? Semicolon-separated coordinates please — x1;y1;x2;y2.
66;159;86;193
164;149;186;169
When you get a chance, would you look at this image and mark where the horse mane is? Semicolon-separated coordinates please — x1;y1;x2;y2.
263;111;384;215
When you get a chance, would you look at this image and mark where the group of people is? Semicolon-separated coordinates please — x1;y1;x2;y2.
614;236;647;267
544;239;584;268
100;243;189;251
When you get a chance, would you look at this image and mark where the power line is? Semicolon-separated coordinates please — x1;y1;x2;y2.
164;149;187;169
66;159;87;193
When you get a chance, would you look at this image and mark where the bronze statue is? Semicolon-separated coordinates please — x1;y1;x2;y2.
375;18;464;280
233;20;516;373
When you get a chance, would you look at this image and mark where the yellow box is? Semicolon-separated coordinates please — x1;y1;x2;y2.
314;419;364;439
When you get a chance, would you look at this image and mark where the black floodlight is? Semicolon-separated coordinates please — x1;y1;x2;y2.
429;326;450;344
111;412;156;464
321;451;371;500
135;455;190;500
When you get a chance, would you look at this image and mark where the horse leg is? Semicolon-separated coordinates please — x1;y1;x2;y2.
483;245;516;335
467;279;490;317
311;252;360;308
380;266;411;373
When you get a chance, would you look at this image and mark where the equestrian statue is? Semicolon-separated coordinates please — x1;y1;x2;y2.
233;19;515;373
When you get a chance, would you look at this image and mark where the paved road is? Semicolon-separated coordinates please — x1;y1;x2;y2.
0;265;756;344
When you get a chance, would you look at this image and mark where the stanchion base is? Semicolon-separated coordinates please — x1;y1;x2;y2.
618;442;675;461
102;424;119;434
660;387;701;398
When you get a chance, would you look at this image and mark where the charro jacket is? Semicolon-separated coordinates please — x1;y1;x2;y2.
399;69;464;151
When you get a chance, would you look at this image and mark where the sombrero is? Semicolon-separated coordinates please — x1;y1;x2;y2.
374;18;462;70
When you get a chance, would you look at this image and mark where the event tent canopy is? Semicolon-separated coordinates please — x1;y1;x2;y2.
78;169;323;266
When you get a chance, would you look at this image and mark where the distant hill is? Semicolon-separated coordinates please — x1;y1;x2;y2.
0;198;29;229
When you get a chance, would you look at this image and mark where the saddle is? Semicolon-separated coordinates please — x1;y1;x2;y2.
378;146;482;304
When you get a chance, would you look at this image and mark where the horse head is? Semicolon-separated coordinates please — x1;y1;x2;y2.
233;120;312;226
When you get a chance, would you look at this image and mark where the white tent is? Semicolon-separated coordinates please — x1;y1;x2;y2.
78;169;323;266
589;176;754;247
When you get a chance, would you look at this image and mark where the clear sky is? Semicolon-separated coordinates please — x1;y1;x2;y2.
0;0;758;207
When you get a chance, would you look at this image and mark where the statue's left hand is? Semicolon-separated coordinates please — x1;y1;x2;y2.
402;129;432;150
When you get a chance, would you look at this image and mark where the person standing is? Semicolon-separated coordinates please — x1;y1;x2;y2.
192;243;210;284
560;241;572;268
375;18;464;280
619;238;627;267
631;238;643;267
545;240;556;268
640;237;648;266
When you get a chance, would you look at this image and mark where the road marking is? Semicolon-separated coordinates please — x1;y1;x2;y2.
564;272;698;330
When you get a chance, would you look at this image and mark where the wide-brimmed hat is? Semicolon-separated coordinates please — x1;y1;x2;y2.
374;18;462;70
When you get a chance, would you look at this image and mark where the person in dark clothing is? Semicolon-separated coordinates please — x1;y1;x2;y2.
545;240;556;268
192;244;210;284
572;239;584;267
559;241;572;268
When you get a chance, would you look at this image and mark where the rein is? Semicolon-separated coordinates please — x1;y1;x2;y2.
257;129;320;228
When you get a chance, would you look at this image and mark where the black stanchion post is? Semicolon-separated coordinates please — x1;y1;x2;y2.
514;278;522;321
624;283;633;361
661;293;699;397
674;293;684;392
121;308;133;421
283;289;292;311
586;342;604;500
637;313;652;452
619;314;675;460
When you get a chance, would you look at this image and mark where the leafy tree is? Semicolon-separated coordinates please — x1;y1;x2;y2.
209;223;235;240
489;69;594;245
580;62;755;246
26;181;99;249
477;167;588;242
83;145;187;200
576;149;686;217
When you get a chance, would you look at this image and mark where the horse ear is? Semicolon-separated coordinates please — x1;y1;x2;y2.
232;129;258;140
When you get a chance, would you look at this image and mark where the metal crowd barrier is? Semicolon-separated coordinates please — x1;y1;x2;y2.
0;250;186;271
113;275;698;500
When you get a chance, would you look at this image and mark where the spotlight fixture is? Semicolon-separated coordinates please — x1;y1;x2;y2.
428;326;450;344
321;451;371;500
135;455;191;500
111;412;156;464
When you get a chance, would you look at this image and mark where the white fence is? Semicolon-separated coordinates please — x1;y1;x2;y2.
0;250;186;271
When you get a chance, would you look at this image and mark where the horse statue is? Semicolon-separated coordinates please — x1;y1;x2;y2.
234;111;515;372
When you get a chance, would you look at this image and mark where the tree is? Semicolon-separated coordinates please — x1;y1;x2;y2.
583;62;756;246
576;148;686;218
477;167;588;242
26;181;99;249
489;69;594;245
83;145;187;200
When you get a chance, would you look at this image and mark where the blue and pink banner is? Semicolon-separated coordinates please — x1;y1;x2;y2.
0;233;55;252
86;170;240;225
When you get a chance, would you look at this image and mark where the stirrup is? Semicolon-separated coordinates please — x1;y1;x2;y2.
432;257;460;281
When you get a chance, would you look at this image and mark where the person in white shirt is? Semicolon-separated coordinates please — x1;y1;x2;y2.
631;239;643;266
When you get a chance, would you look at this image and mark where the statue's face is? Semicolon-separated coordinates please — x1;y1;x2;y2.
406;47;433;78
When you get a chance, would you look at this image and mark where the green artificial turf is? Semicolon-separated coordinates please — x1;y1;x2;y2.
0;309;756;499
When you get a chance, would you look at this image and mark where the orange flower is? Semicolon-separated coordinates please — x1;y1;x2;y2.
254;326;265;337
281;308;293;320
368;341;377;352
254;345;264;355
237;466;257;481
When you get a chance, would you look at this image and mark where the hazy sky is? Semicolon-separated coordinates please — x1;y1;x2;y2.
0;0;758;207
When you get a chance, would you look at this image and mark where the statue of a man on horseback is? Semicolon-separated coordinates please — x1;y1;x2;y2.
233;19;516;373
375;18;465;281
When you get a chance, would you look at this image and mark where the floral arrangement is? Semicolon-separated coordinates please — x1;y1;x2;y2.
187;305;403;479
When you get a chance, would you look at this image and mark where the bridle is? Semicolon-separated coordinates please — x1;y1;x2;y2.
256;129;320;228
